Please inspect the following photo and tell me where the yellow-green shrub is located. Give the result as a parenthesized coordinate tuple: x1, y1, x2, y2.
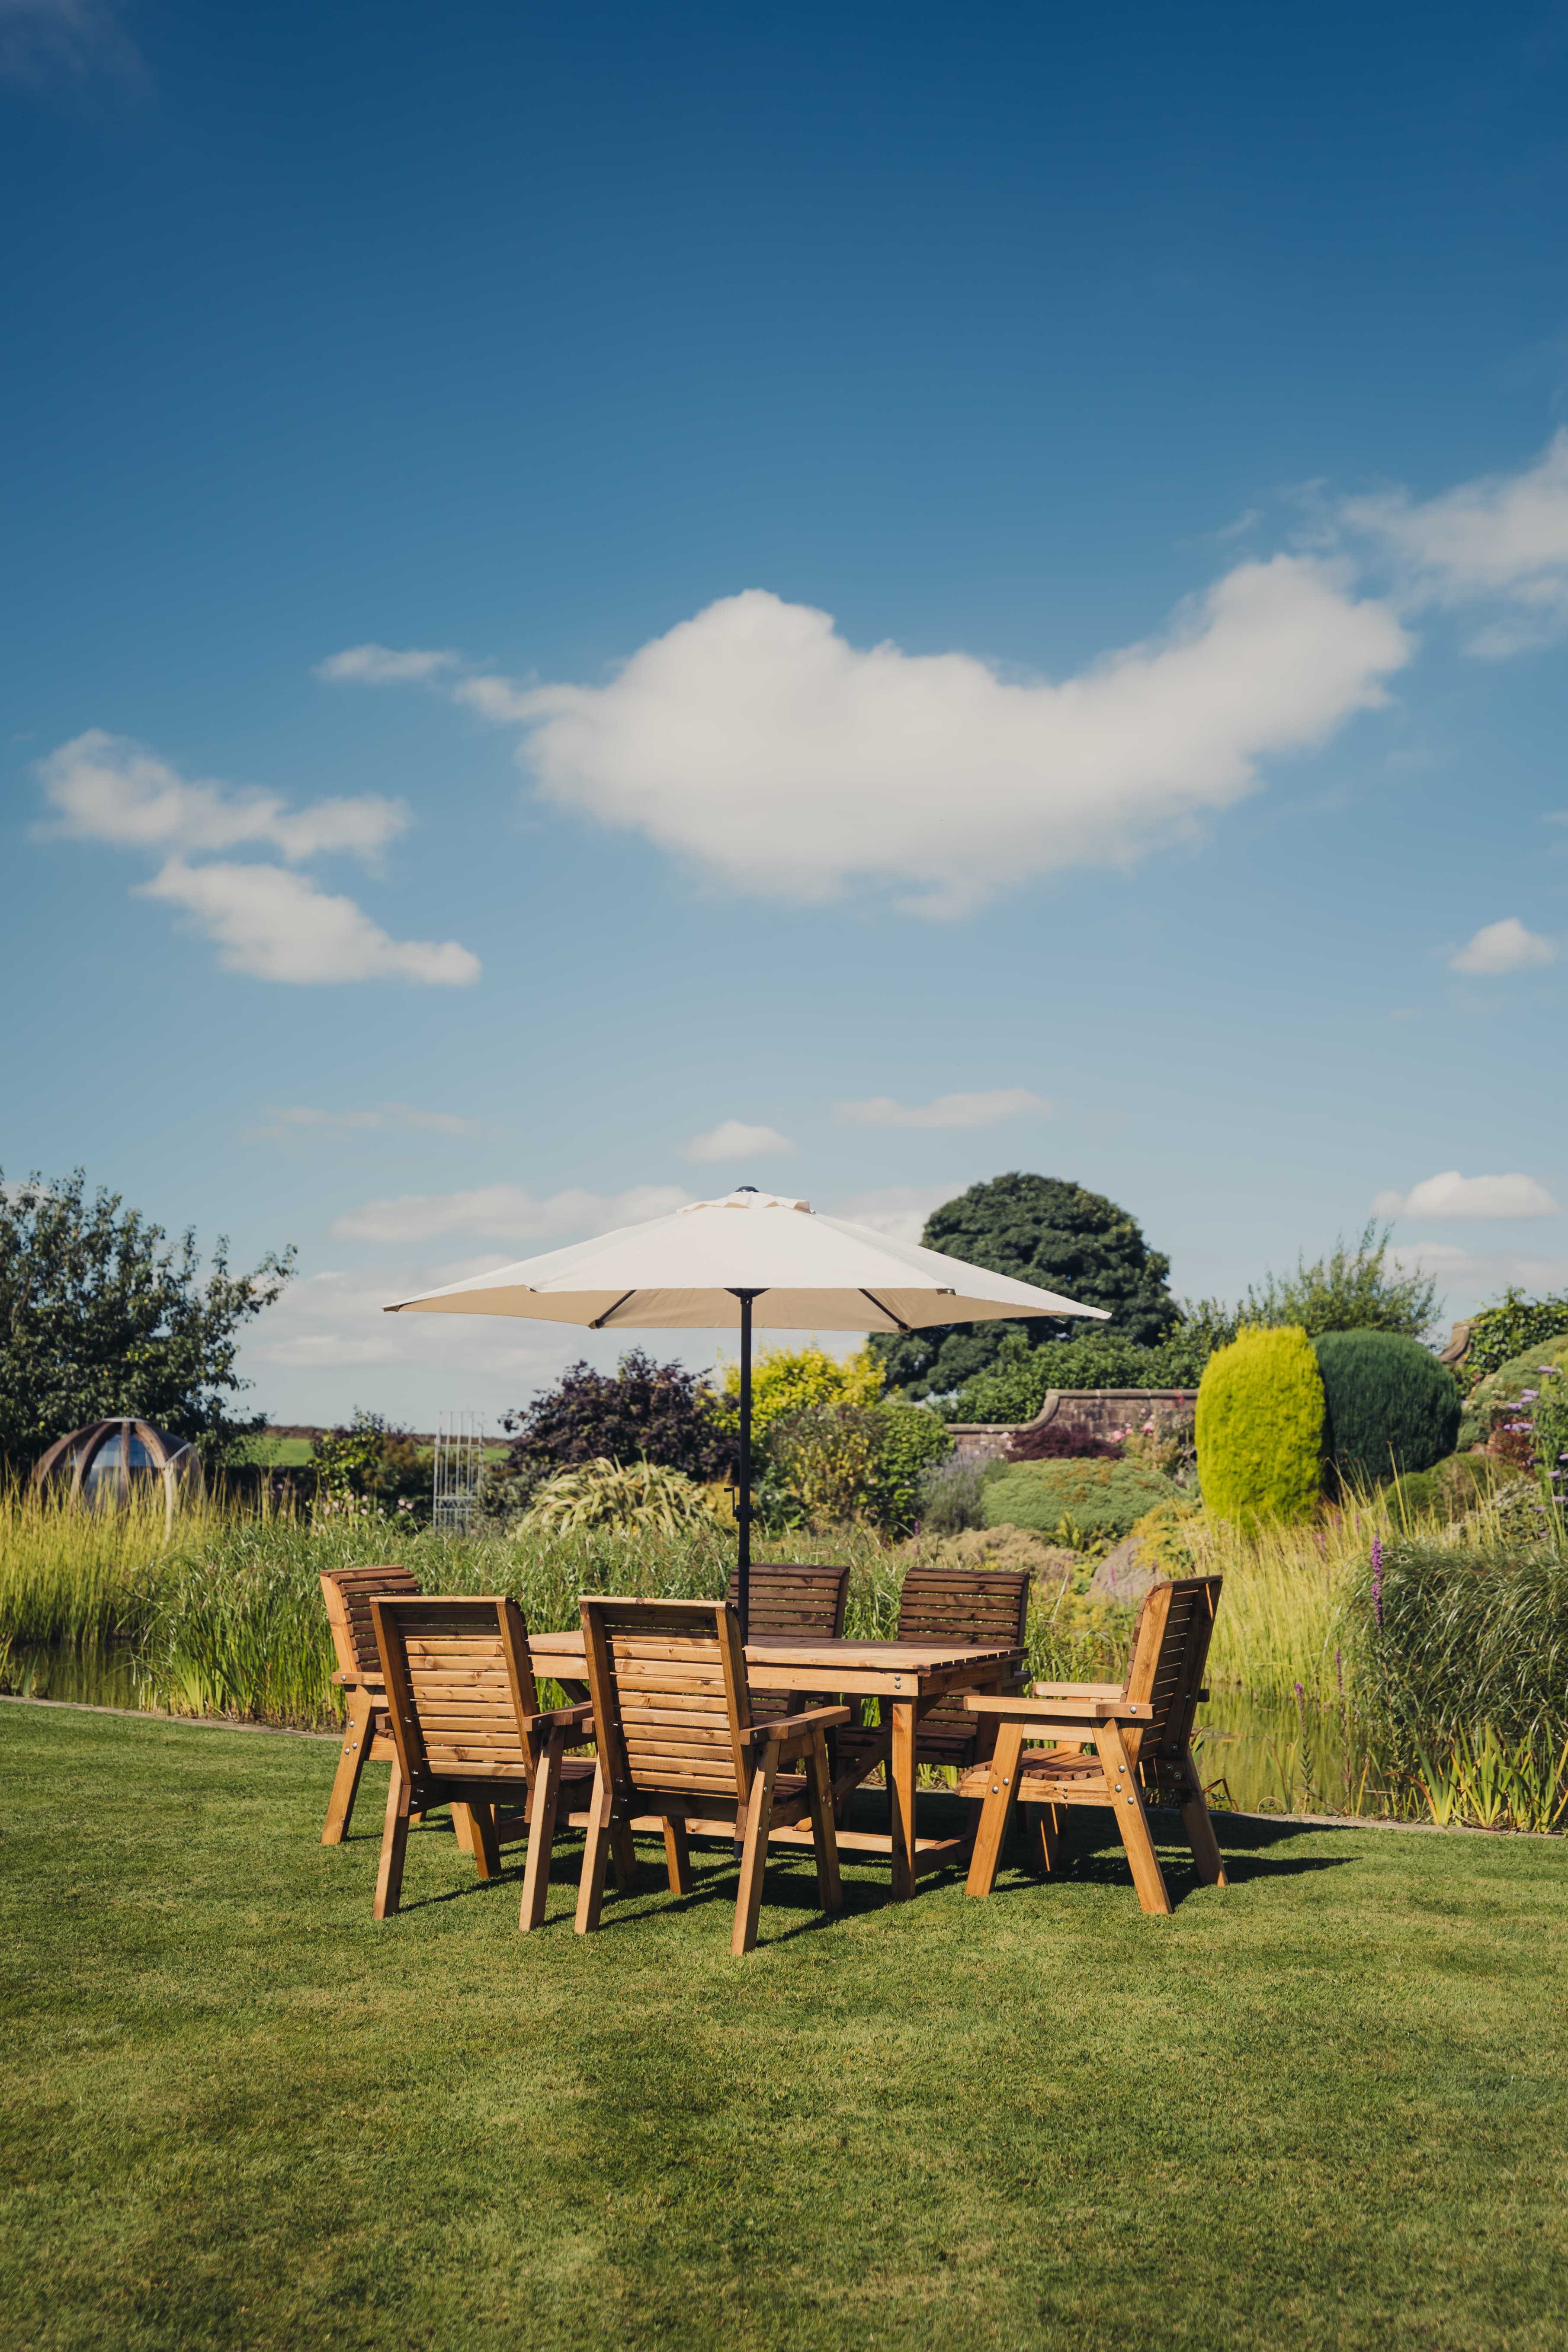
(1196, 1325, 1324, 1527)
(713, 1342, 884, 1444)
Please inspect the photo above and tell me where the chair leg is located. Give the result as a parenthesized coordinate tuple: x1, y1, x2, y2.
(574, 1764, 614, 1935)
(520, 1736, 564, 1932)
(610, 1820, 639, 1893)
(733, 1746, 779, 1955)
(965, 1721, 1023, 1898)
(452, 1804, 475, 1853)
(460, 1804, 500, 1880)
(1179, 1747, 1228, 1887)
(1096, 1724, 1173, 1916)
(662, 1816, 693, 1896)
(1035, 1803, 1065, 1874)
(321, 1687, 375, 1845)
(805, 1729, 842, 1914)
(373, 1760, 410, 1919)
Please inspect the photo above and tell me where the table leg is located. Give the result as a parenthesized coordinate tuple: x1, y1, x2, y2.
(889, 1700, 917, 1900)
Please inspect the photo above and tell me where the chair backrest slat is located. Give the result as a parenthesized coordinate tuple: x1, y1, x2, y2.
(1122, 1575, 1222, 1761)
(725, 1562, 850, 1637)
(582, 1598, 751, 1802)
(370, 1595, 539, 1784)
(896, 1567, 1031, 1649)
(320, 1563, 423, 1681)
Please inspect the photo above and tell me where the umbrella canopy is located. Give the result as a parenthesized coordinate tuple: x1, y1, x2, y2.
(385, 1187, 1109, 1629)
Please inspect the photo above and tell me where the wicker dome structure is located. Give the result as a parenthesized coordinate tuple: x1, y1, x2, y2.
(32, 1419, 204, 1518)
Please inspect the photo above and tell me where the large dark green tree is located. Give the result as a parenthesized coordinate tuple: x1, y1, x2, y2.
(872, 1172, 1178, 1401)
(0, 1168, 295, 1467)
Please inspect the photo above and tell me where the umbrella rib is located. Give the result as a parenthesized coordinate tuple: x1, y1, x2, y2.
(859, 1287, 912, 1332)
(587, 1291, 637, 1329)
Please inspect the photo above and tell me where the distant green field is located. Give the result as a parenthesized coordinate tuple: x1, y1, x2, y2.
(236, 1438, 510, 1468)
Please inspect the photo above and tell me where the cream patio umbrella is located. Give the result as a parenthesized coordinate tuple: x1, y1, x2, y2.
(386, 1186, 1109, 1633)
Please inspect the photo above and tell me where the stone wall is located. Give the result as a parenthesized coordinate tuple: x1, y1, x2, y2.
(948, 1388, 1196, 1463)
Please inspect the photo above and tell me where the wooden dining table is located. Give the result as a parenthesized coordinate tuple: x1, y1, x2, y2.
(529, 1627, 1025, 1900)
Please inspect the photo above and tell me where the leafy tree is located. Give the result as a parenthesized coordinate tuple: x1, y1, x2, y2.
(496, 1348, 734, 1506)
(872, 1173, 1180, 1401)
(0, 1167, 294, 1470)
(1242, 1222, 1437, 1341)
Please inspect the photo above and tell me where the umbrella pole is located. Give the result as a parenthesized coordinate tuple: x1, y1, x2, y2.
(736, 1291, 754, 1639)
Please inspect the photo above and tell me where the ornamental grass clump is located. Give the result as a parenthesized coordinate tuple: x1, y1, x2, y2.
(521, 1457, 715, 1537)
(1195, 1324, 1324, 1527)
(1312, 1329, 1462, 1493)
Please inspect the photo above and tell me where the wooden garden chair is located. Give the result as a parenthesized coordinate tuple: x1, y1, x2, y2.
(318, 1564, 423, 1844)
(724, 1561, 850, 1718)
(574, 1596, 848, 1955)
(959, 1574, 1228, 1916)
(836, 1566, 1031, 1787)
(369, 1594, 597, 1928)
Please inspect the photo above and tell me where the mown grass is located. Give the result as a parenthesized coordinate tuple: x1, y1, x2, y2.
(3, 1704, 1567, 2351)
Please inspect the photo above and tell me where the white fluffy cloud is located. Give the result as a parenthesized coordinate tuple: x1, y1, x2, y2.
(1373, 1171, 1560, 1221)
(317, 644, 458, 685)
(682, 1119, 795, 1162)
(139, 859, 480, 985)
(836, 1087, 1048, 1130)
(39, 731, 408, 863)
(1449, 917, 1558, 975)
(330, 1181, 692, 1246)
(263, 1103, 480, 1136)
(1346, 431, 1568, 655)
(437, 565, 1407, 914)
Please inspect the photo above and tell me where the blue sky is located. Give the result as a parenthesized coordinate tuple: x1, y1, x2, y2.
(4, 0, 1568, 1429)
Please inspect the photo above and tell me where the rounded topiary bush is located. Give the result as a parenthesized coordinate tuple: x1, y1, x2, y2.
(1312, 1330, 1461, 1492)
(1195, 1324, 1324, 1526)
(980, 1457, 1177, 1545)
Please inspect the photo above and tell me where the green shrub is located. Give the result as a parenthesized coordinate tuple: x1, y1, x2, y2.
(979, 1457, 1178, 1546)
(1312, 1330, 1461, 1492)
(1195, 1325, 1324, 1527)
(1457, 1336, 1568, 1449)
(1382, 1452, 1501, 1526)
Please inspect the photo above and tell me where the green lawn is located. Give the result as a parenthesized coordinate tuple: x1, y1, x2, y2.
(3, 1705, 1565, 2351)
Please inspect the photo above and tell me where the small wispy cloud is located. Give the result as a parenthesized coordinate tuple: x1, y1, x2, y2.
(830, 1183, 967, 1243)
(38, 730, 479, 988)
(0, 0, 141, 87)
(139, 860, 480, 987)
(38, 731, 408, 864)
(681, 1120, 796, 1163)
(1346, 430, 1568, 655)
(331, 1182, 692, 1246)
(317, 644, 459, 685)
(1373, 1171, 1559, 1221)
(1449, 917, 1558, 975)
(262, 1103, 480, 1137)
(835, 1088, 1049, 1131)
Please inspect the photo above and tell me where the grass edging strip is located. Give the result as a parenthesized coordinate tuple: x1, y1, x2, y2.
(0, 1691, 340, 1742)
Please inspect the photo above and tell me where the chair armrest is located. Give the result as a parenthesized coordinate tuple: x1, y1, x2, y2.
(530, 1702, 594, 1738)
(749, 1705, 852, 1746)
(963, 1694, 1155, 1723)
(1031, 1681, 1124, 1699)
